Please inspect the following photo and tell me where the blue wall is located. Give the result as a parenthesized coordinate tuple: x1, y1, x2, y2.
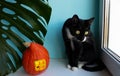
(44, 0, 99, 58)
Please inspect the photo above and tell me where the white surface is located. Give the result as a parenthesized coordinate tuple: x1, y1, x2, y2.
(7, 59, 111, 76)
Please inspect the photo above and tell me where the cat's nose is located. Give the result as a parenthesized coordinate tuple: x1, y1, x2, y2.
(79, 36, 85, 41)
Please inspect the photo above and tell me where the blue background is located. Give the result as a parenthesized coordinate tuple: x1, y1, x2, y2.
(44, 0, 99, 58)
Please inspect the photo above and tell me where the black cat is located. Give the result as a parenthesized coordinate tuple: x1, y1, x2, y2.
(62, 14, 105, 71)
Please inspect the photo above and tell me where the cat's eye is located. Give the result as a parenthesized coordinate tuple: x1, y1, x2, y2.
(85, 31, 88, 35)
(76, 30, 80, 34)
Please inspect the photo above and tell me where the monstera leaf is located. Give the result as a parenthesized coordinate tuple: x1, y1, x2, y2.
(0, 0, 51, 75)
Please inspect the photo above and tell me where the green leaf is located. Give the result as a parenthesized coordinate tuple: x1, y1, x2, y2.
(0, 0, 52, 75)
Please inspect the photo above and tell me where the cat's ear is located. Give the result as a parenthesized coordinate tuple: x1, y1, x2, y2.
(85, 17, 94, 28)
(88, 17, 95, 25)
(72, 14, 79, 23)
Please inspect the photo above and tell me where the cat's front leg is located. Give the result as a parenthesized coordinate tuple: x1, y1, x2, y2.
(66, 55, 79, 71)
(67, 55, 79, 71)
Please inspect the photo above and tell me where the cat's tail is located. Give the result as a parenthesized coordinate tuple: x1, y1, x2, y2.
(82, 60, 105, 72)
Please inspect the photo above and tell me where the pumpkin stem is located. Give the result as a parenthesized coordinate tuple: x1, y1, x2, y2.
(23, 42, 31, 47)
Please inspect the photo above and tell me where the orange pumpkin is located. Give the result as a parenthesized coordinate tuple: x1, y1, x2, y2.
(22, 42, 50, 75)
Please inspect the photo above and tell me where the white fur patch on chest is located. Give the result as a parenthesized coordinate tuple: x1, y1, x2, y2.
(82, 36, 87, 42)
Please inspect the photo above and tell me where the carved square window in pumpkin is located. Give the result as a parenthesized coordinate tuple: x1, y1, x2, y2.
(34, 59, 46, 71)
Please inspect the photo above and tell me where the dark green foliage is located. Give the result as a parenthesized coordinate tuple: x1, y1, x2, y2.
(0, 0, 52, 75)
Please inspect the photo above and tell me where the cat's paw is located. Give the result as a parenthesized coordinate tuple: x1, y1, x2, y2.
(78, 63, 84, 68)
(78, 62, 86, 68)
(67, 64, 78, 71)
(67, 64, 71, 69)
(71, 67, 78, 71)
